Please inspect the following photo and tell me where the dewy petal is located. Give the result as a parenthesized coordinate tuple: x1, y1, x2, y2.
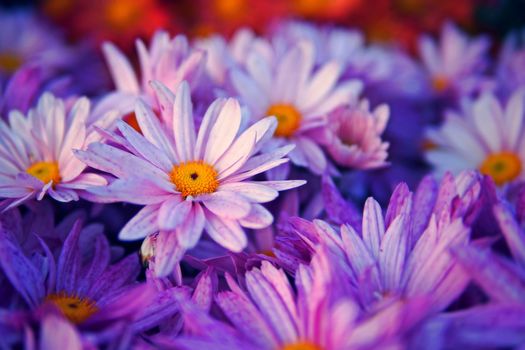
(172, 81, 196, 162)
(378, 214, 409, 291)
(203, 98, 242, 165)
(202, 191, 251, 220)
(102, 42, 140, 94)
(119, 204, 161, 241)
(204, 210, 247, 252)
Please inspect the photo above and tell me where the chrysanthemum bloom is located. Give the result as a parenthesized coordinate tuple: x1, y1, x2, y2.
(229, 39, 363, 175)
(172, 250, 426, 350)
(0, 10, 68, 81)
(321, 101, 389, 169)
(277, 171, 482, 314)
(76, 82, 305, 276)
(93, 30, 206, 129)
(0, 93, 108, 211)
(0, 217, 153, 347)
(418, 22, 491, 98)
(426, 90, 525, 187)
(420, 200, 525, 349)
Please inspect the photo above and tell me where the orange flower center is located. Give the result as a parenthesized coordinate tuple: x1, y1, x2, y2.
(46, 292, 98, 324)
(282, 341, 323, 350)
(291, 0, 329, 16)
(0, 53, 22, 73)
(170, 161, 219, 198)
(479, 151, 522, 186)
(27, 161, 61, 185)
(266, 104, 302, 138)
(431, 75, 450, 93)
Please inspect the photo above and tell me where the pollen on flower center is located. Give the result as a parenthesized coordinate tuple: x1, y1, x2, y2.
(281, 341, 323, 350)
(266, 104, 302, 138)
(46, 292, 98, 324)
(0, 53, 22, 73)
(26, 161, 61, 184)
(479, 151, 522, 186)
(431, 75, 450, 92)
(170, 161, 219, 197)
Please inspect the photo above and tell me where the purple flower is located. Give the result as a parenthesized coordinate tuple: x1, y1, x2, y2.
(277, 171, 483, 314)
(76, 81, 305, 276)
(92, 31, 206, 122)
(426, 89, 525, 188)
(0, 212, 152, 348)
(0, 93, 108, 210)
(171, 250, 427, 350)
(229, 38, 363, 175)
(418, 22, 492, 99)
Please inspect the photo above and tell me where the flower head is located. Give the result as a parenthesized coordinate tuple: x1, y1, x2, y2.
(77, 81, 305, 276)
(93, 30, 206, 126)
(322, 101, 390, 169)
(426, 90, 525, 187)
(418, 22, 491, 99)
(229, 39, 363, 174)
(0, 93, 108, 210)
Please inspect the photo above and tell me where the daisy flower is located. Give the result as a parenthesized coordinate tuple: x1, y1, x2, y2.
(76, 81, 305, 276)
(229, 39, 363, 175)
(172, 251, 427, 350)
(0, 10, 68, 80)
(426, 90, 525, 187)
(92, 30, 206, 127)
(0, 216, 152, 347)
(322, 101, 390, 169)
(276, 171, 483, 314)
(0, 93, 108, 211)
(418, 22, 491, 98)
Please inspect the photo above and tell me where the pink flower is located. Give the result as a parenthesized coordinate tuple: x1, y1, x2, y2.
(323, 101, 390, 169)
(76, 81, 305, 276)
(92, 30, 206, 123)
(0, 93, 108, 210)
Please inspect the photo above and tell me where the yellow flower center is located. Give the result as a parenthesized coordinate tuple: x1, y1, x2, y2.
(431, 75, 450, 93)
(170, 161, 219, 198)
(46, 292, 98, 324)
(266, 104, 302, 138)
(0, 53, 22, 73)
(26, 161, 61, 184)
(282, 341, 323, 350)
(105, 0, 141, 29)
(479, 152, 522, 186)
